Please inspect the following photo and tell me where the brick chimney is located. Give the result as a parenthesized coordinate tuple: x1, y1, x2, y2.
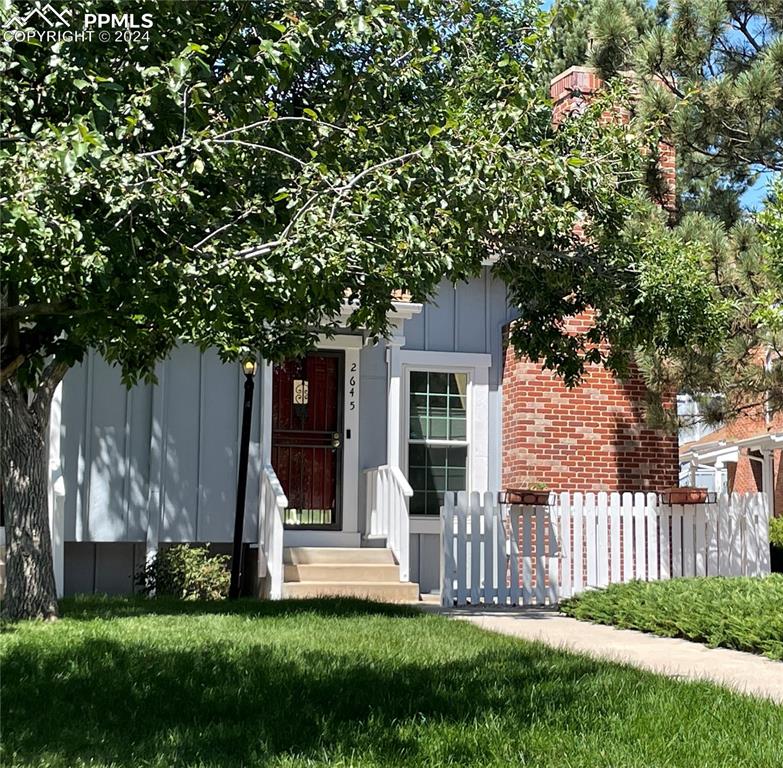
(499, 66, 681, 496)
(550, 66, 676, 213)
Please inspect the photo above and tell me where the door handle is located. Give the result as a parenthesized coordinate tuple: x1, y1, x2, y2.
(331, 432, 342, 449)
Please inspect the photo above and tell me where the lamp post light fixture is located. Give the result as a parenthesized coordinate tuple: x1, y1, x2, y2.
(229, 358, 258, 599)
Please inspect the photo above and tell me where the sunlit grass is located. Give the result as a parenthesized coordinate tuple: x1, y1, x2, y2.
(1, 596, 781, 767)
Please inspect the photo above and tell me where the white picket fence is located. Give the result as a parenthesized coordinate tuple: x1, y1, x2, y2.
(440, 491, 771, 607)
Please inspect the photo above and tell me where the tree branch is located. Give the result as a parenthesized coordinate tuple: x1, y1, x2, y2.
(31, 359, 69, 418)
(1, 303, 71, 321)
(0, 354, 25, 385)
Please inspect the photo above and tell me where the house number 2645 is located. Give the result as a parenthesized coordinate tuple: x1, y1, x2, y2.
(348, 362, 357, 411)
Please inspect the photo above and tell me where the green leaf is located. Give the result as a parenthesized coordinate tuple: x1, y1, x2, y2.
(171, 58, 190, 78)
(60, 150, 76, 174)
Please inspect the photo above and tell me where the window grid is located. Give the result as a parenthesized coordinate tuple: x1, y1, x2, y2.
(407, 371, 469, 516)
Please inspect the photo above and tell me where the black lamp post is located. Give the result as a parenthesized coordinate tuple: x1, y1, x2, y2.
(229, 359, 257, 599)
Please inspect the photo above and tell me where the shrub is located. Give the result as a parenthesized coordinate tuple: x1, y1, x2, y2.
(136, 544, 230, 600)
(560, 576, 783, 660)
(769, 516, 783, 549)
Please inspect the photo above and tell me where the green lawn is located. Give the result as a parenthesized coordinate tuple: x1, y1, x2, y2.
(560, 575, 783, 660)
(2, 597, 781, 768)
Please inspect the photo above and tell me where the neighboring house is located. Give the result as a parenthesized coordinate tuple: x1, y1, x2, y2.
(680, 411, 783, 518)
(46, 67, 680, 600)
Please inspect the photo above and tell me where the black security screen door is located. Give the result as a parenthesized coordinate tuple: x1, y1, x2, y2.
(272, 352, 343, 529)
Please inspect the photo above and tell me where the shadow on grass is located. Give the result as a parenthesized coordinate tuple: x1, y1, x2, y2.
(1, 599, 610, 767)
(58, 594, 424, 621)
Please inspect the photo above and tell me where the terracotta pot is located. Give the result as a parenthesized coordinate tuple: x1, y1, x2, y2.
(502, 488, 552, 506)
(663, 487, 709, 505)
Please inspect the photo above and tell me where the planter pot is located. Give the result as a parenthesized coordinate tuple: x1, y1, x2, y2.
(502, 488, 552, 506)
(771, 546, 783, 574)
(662, 487, 709, 505)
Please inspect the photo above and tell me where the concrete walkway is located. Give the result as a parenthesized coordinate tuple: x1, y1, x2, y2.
(442, 607, 783, 704)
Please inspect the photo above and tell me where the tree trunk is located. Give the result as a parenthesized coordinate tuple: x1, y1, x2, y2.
(1, 365, 66, 620)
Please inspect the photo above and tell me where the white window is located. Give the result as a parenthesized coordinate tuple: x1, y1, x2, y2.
(406, 370, 469, 515)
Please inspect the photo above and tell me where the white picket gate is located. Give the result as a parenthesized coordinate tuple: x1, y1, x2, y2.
(440, 491, 771, 607)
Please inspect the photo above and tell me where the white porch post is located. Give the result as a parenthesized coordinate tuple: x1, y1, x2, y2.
(689, 458, 698, 487)
(342, 346, 361, 534)
(761, 448, 774, 518)
(260, 361, 273, 467)
(48, 381, 65, 598)
(386, 335, 405, 467)
(714, 459, 725, 495)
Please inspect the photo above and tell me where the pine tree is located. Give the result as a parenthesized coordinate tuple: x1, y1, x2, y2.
(636, 1, 783, 224)
(546, 1, 783, 425)
(547, 0, 657, 80)
(635, 2, 783, 423)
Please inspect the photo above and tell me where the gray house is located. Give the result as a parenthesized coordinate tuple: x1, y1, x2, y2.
(53, 269, 513, 598)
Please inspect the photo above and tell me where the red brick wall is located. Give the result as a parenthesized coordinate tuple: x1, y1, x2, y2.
(501, 320, 680, 493)
(499, 69, 680, 494)
(728, 410, 783, 517)
(730, 450, 782, 517)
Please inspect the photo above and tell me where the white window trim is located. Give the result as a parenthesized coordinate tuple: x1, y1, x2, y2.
(389, 349, 490, 535)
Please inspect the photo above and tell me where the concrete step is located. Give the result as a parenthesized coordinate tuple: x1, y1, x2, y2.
(284, 563, 402, 583)
(284, 547, 396, 565)
(282, 580, 420, 602)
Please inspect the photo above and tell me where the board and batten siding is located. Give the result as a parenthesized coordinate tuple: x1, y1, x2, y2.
(60, 353, 152, 544)
(60, 347, 264, 549)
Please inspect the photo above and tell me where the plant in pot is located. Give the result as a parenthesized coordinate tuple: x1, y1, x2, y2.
(662, 486, 709, 504)
(503, 480, 552, 506)
(769, 517, 783, 574)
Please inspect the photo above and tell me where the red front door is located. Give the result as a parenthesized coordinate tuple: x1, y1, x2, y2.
(272, 352, 343, 528)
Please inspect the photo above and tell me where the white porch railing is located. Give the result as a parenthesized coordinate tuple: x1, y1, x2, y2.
(364, 465, 412, 582)
(258, 463, 287, 599)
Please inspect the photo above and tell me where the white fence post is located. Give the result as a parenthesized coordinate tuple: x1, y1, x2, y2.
(572, 493, 584, 595)
(757, 492, 771, 575)
(440, 493, 455, 607)
(456, 491, 468, 605)
(729, 492, 743, 575)
(560, 492, 571, 600)
(610, 493, 622, 584)
(495, 500, 507, 606)
(746, 493, 759, 576)
(585, 494, 597, 588)
(694, 503, 707, 577)
(547, 505, 559, 605)
(534, 505, 545, 605)
(509, 500, 520, 606)
(470, 492, 481, 605)
(646, 492, 659, 581)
